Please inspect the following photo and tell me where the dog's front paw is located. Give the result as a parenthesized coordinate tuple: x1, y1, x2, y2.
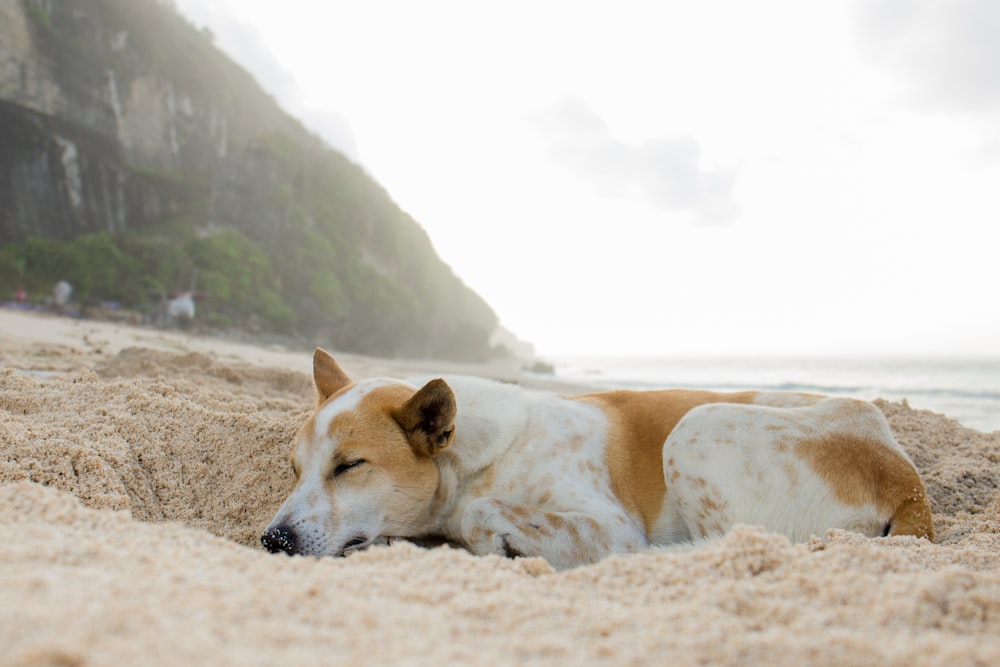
(498, 533, 525, 558)
(460, 498, 529, 559)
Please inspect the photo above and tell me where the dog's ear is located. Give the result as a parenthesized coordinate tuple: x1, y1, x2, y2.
(313, 348, 352, 402)
(392, 379, 457, 458)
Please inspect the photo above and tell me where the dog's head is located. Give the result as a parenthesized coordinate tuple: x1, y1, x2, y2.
(261, 348, 456, 557)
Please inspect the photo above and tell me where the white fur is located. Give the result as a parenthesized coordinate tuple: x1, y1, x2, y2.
(266, 371, 928, 570)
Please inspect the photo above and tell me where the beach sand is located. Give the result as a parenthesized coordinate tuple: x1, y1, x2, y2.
(2, 308, 998, 666)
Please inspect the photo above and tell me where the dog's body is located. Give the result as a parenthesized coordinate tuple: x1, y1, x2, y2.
(262, 349, 933, 569)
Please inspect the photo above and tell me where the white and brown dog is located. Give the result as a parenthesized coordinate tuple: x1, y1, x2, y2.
(261, 349, 933, 569)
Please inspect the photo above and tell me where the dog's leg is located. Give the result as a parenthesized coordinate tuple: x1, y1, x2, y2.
(460, 497, 643, 570)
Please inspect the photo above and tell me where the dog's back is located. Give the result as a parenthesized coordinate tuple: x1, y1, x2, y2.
(582, 389, 933, 545)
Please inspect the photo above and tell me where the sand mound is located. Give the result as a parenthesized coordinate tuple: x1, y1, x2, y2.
(1, 353, 301, 547)
(3, 337, 1000, 665)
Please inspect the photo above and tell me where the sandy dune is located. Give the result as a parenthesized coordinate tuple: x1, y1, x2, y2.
(2, 309, 998, 666)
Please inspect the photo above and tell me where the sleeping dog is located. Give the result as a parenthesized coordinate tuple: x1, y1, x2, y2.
(261, 349, 932, 569)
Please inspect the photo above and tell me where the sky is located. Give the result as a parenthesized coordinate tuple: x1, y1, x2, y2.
(173, 0, 1000, 359)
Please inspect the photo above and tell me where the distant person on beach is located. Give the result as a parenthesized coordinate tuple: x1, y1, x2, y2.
(167, 292, 196, 327)
(53, 280, 72, 311)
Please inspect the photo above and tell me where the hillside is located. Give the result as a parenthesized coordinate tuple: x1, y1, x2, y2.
(0, 0, 504, 360)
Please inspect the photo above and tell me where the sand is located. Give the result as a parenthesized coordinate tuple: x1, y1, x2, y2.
(1, 309, 999, 666)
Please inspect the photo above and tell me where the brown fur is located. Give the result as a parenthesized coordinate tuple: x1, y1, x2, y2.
(582, 389, 758, 536)
(313, 349, 352, 402)
(324, 385, 443, 533)
(794, 434, 934, 540)
(391, 379, 457, 458)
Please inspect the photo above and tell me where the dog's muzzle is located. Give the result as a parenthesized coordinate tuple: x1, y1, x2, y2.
(261, 525, 298, 555)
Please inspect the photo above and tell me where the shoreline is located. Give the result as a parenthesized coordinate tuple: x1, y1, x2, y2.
(5, 307, 993, 431)
(0, 307, 598, 394)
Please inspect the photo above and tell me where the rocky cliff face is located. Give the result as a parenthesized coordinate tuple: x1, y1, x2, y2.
(0, 0, 301, 240)
(0, 0, 505, 360)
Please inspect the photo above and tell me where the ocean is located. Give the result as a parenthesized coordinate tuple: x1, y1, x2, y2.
(547, 356, 1000, 433)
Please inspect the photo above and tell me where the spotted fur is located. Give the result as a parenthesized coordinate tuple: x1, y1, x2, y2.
(261, 349, 933, 569)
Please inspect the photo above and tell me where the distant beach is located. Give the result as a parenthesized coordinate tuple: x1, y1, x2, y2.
(549, 355, 1000, 432)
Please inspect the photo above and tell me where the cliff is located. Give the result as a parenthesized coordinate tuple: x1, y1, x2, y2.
(0, 0, 504, 361)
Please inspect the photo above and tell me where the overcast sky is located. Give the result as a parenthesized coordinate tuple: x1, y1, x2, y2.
(173, 0, 1000, 358)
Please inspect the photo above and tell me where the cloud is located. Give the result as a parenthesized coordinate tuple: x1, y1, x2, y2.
(853, 0, 1000, 113)
(529, 98, 740, 224)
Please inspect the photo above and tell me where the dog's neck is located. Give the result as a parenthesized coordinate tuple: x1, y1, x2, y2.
(408, 375, 532, 529)
(435, 375, 531, 475)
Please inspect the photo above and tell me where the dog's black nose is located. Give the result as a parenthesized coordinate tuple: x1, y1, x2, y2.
(261, 525, 298, 555)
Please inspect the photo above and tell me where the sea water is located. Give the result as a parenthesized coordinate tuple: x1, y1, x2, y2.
(548, 356, 1000, 433)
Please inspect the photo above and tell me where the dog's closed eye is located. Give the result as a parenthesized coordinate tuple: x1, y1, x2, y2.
(333, 459, 366, 477)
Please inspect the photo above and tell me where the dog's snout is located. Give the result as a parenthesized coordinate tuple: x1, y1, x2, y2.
(261, 525, 298, 555)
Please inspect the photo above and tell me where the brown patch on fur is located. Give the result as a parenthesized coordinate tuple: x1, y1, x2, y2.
(565, 433, 586, 452)
(582, 389, 758, 537)
(311, 383, 443, 537)
(781, 460, 800, 490)
(566, 516, 605, 562)
(312, 348, 352, 402)
(700, 494, 725, 514)
(532, 522, 554, 538)
(795, 434, 934, 540)
(500, 504, 532, 524)
(469, 464, 498, 496)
